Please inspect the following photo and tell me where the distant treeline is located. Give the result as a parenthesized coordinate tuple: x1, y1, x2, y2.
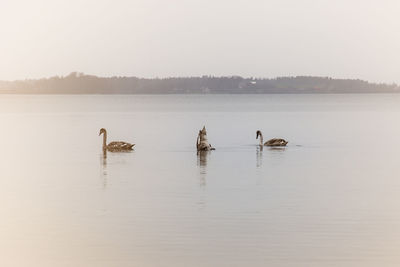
(0, 72, 398, 94)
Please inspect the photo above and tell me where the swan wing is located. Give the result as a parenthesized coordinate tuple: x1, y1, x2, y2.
(107, 141, 135, 151)
(265, 138, 288, 147)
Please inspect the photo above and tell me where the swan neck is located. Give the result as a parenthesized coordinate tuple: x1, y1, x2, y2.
(259, 132, 263, 145)
(196, 133, 200, 150)
(102, 131, 107, 148)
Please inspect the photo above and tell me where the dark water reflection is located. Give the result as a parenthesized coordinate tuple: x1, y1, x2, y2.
(100, 149, 108, 188)
(197, 151, 210, 187)
(256, 145, 263, 167)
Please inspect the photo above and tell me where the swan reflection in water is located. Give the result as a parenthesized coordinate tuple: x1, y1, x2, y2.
(197, 150, 210, 187)
(256, 145, 263, 167)
(256, 145, 287, 167)
(100, 148, 108, 188)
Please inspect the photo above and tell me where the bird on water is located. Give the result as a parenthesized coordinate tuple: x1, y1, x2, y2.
(256, 130, 288, 147)
(99, 128, 135, 152)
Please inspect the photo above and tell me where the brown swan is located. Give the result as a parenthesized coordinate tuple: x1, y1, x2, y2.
(196, 126, 215, 151)
(99, 128, 135, 152)
(256, 130, 288, 147)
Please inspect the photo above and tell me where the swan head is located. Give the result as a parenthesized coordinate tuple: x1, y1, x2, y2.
(99, 128, 106, 136)
(256, 130, 262, 139)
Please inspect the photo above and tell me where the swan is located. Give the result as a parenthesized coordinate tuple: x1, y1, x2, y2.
(256, 130, 288, 147)
(99, 128, 135, 152)
(196, 126, 215, 151)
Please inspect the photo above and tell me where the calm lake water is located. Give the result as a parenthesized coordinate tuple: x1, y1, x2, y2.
(1, 94, 400, 267)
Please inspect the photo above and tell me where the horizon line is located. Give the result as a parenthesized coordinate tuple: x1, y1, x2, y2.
(1, 72, 397, 85)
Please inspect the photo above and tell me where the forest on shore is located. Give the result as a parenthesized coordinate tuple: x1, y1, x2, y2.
(0, 72, 398, 94)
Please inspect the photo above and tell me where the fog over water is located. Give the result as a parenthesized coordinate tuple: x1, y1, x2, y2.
(1, 94, 400, 266)
(2, 0, 400, 266)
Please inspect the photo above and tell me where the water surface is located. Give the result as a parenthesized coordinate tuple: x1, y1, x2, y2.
(1, 94, 400, 267)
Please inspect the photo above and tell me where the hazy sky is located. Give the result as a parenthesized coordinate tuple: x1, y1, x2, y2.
(1, 0, 400, 82)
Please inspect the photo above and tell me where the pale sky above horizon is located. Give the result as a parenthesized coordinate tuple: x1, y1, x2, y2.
(0, 0, 400, 83)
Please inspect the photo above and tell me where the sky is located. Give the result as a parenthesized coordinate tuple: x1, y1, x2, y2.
(0, 0, 400, 83)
